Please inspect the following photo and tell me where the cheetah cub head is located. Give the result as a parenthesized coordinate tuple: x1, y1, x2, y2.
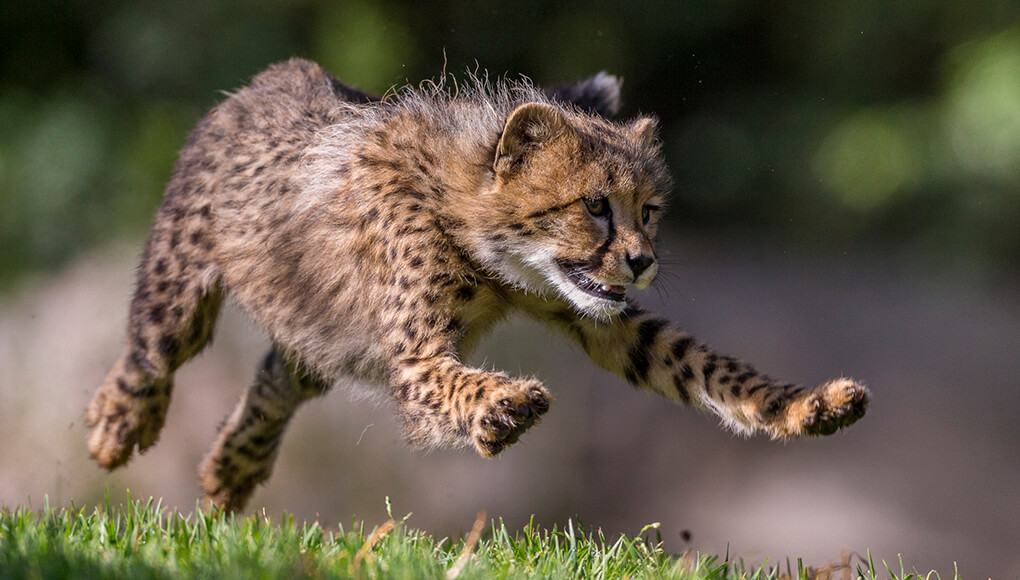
(485, 101, 672, 319)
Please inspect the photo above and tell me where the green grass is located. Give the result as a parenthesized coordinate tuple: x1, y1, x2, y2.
(0, 495, 944, 580)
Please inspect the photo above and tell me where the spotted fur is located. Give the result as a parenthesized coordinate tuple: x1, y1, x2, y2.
(85, 59, 868, 512)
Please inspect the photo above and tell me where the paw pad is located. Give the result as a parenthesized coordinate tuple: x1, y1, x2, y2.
(801, 379, 869, 436)
(472, 381, 551, 457)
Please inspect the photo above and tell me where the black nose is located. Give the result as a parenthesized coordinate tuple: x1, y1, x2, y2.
(627, 253, 655, 277)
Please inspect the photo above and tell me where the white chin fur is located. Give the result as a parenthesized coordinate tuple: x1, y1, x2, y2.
(499, 250, 629, 319)
(561, 287, 628, 319)
(534, 257, 628, 319)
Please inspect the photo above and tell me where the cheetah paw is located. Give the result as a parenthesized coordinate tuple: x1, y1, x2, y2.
(796, 378, 870, 436)
(472, 380, 551, 457)
(86, 390, 166, 469)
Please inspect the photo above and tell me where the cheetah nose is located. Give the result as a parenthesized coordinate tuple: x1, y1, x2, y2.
(626, 253, 655, 278)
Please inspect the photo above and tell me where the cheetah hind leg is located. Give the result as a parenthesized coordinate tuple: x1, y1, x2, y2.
(86, 255, 222, 469)
(199, 348, 327, 512)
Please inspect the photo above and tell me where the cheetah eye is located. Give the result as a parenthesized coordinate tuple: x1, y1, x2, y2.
(584, 197, 610, 218)
(641, 204, 659, 225)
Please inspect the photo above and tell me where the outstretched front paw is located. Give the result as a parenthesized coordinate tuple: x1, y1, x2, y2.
(472, 379, 551, 457)
(781, 378, 869, 437)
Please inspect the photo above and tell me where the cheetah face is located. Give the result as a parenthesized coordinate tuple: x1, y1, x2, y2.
(489, 103, 671, 319)
(536, 184, 666, 319)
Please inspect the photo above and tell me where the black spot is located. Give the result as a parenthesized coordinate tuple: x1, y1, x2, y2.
(250, 433, 272, 447)
(635, 318, 665, 347)
(158, 334, 179, 358)
(419, 390, 439, 411)
(117, 378, 154, 398)
(736, 371, 756, 384)
(672, 375, 691, 404)
(670, 337, 692, 362)
(236, 444, 257, 459)
(188, 318, 206, 344)
(148, 304, 166, 324)
(589, 214, 616, 270)
(153, 259, 168, 275)
(762, 397, 787, 420)
(129, 347, 150, 373)
(626, 318, 665, 385)
(410, 256, 423, 268)
(525, 201, 573, 220)
(394, 380, 411, 400)
(703, 361, 718, 381)
(730, 385, 741, 398)
(455, 285, 475, 302)
(444, 318, 461, 335)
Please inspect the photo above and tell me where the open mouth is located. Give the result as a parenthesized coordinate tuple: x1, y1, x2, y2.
(558, 264, 627, 302)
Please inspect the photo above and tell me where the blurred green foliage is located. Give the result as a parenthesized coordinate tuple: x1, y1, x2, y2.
(2, 0, 1019, 285)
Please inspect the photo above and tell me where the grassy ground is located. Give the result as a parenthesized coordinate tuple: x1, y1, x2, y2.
(0, 495, 941, 580)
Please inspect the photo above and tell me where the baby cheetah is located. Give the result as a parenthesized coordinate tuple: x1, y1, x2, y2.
(86, 59, 868, 511)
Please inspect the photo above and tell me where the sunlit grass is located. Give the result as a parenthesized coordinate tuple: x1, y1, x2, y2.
(0, 495, 950, 579)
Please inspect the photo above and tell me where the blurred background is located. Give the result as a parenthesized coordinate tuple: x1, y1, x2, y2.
(1, 0, 1018, 576)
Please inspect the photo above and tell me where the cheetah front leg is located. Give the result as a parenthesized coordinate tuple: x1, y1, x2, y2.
(392, 355, 551, 457)
(199, 348, 326, 512)
(533, 303, 868, 438)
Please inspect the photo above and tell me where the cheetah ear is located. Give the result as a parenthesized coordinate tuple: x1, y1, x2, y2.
(628, 116, 659, 148)
(494, 102, 571, 176)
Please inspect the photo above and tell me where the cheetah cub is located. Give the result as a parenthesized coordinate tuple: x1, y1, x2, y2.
(86, 59, 868, 511)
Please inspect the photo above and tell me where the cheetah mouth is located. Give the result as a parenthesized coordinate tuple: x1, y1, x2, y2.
(556, 262, 627, 302)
